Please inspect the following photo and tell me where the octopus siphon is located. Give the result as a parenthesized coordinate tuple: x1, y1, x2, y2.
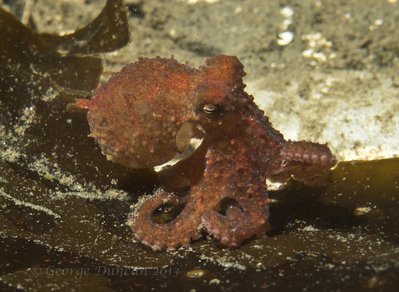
(70, 55, 336, 251)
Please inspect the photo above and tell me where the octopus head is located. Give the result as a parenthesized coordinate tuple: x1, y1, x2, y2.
(191, 55, 252, 139)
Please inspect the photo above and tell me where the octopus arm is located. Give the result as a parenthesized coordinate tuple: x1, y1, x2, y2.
(269, 140, 337, 186)
(128, 192, 201, 251)
(202, 194, 270, 247)
(199, 139, 271, 247)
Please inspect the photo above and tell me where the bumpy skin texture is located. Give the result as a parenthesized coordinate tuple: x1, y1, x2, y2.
(72, 55, 336, 251)
(86, 58, 198, 168)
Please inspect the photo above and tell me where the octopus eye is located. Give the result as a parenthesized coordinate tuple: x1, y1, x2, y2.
(203, 104, 221, 117)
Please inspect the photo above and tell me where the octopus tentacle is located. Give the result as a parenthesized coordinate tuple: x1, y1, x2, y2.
(128, 191, 201, 251)
(280, 141, 336, 167)
(202, 194, 270, 247)
(270, 141, 337, 186)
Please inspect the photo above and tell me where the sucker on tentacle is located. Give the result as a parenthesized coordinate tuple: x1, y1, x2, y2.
(280, 141, 337, 166)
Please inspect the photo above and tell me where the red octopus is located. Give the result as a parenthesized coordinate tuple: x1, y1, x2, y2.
(71, 55, 336, 251)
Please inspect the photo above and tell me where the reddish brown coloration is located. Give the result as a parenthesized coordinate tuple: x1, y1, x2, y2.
(70, 55, 336, 251)
(87, 57, 199, 168)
